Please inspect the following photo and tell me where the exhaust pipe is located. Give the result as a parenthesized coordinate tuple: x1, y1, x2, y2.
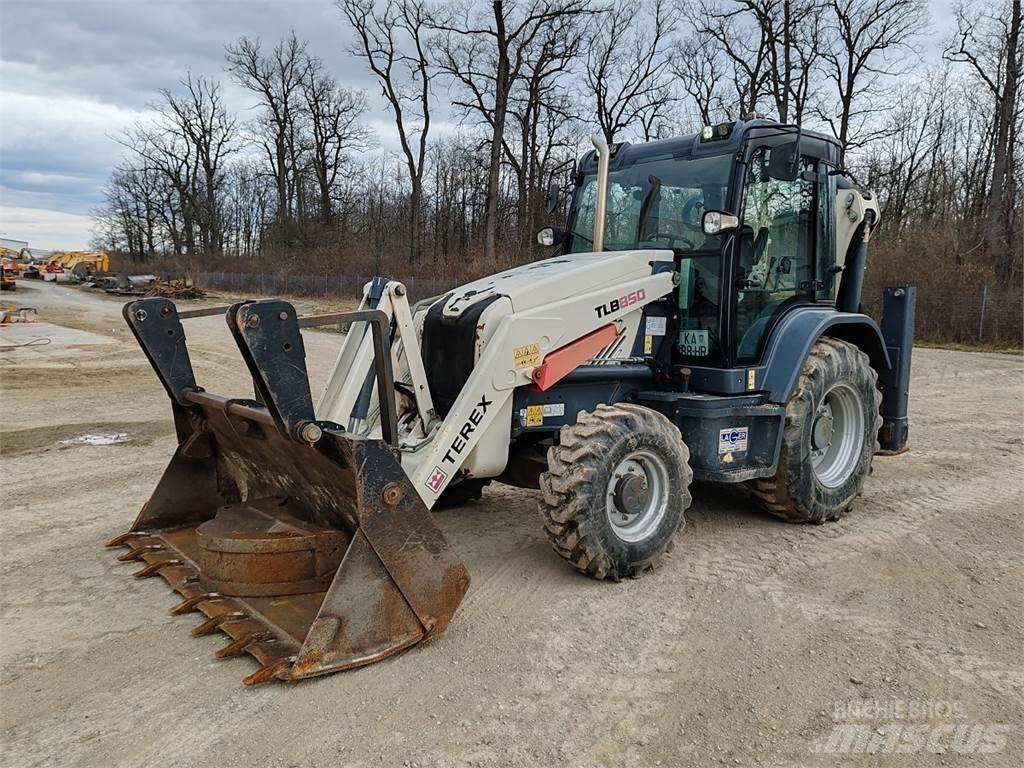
(591, 134, 610, 251)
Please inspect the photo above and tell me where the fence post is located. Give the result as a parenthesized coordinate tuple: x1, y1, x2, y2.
(978, 285, 989, 342)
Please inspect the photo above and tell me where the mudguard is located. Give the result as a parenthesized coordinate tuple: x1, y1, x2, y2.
(758, 307, 890, 404)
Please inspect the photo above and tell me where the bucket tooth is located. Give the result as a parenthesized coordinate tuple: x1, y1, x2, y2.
(133, 559, 180, 578)
(169, 593, 222, 615)
(215, 632, 273, 659)
(192, 611, 246, 637)
(116, 543, 163, 562)
(106, 531, 151, 548)
(242, 657, 294, 687)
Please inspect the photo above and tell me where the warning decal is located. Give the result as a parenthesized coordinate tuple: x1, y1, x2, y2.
(525, 405, 544, 427)
(514, 343, 541, 369)
(521, 403, 565, 427)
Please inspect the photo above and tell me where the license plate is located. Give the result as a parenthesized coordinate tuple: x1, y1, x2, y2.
(680, 330, 709, 356)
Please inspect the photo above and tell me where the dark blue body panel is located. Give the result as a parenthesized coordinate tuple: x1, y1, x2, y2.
(757, 308, 890, 403)
(680, 307, 889, 403)
(509, 305, 895, 484)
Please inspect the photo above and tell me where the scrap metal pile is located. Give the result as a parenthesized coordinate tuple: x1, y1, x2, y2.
(144, 278, 208, 300)
(89, 275, 208, 299)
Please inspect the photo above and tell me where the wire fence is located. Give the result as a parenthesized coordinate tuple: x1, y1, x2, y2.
(861, 286, 1022, 348)
(194, 271, 1022, 348)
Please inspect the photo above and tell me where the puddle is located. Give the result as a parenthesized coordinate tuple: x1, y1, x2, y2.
(59, 432, 131, 447)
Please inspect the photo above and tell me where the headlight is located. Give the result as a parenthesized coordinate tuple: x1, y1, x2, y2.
(702, 210, 739, 235)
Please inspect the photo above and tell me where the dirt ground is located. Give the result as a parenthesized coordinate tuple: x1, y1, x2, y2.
(2, 280, 1022, 768)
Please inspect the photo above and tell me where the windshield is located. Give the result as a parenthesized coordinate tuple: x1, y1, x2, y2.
(567, 153, 732, 254)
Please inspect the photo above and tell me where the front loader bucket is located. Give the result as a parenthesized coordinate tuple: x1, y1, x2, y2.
(107, 298, 469, 685)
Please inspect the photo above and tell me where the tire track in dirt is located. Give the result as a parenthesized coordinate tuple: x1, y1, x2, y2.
(678, 471, 1023, 704)
(2, 634, 237, 768)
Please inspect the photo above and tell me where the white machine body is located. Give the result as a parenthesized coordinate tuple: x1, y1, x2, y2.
(317, 248, 674, 506)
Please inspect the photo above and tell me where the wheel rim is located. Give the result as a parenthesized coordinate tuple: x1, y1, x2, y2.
(605, 450, 670, 543)
(810, 382, 865, 488)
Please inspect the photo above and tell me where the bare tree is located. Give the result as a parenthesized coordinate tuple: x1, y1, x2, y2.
(94, 0, 1021, 341)
(225, 33, 312, 228)
(671, 31, 733, 126)
(585, 0, 677, 144)
(695, 0, 820, 123)
(159, 73, 237, 254)
(506, 15, 588, 255)
(818, 0, 925, 151)
(96, 165, 160, 259)
(301, 63, 371, 223)
(946, 0, 1022, 278)
(340, 0, 433, 263)
(118, 115, 199, 254)
(694, 0, 771, 119)
(434, 0, 590, 261)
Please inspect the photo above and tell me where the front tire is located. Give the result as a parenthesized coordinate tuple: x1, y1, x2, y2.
(749, 338, 881, 523)
(539, 403, 693, 580)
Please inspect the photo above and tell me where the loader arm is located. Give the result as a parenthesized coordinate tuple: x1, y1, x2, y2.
(315, 267, 675, 507)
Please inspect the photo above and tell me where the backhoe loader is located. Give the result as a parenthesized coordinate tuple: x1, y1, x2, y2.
(108, 119, 915, 684)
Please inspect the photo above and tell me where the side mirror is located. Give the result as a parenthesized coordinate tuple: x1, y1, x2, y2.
(544, 181, 561, 214)
(537, 227, 566, 247)
(702, 210, 739, 236)
(767, 138, 801, 181)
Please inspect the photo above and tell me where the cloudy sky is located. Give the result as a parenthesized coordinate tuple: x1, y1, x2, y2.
(1, 0, 956, 251)
(0, 0, 392, 250)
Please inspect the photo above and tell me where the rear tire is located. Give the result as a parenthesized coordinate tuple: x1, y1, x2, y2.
(539, 403, 693, 580)
(749, 338, 881, 523)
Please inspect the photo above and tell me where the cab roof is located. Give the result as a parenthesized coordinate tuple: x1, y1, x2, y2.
(579, 120, 842, 173)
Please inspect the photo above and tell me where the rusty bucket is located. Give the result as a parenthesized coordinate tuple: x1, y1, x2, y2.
(107, 298, 469, 685)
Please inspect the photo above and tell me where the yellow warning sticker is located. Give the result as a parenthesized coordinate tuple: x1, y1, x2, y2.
(525, 404, 544, 427)
(514, 342, 541, 369)
(643, 335, 653, 354)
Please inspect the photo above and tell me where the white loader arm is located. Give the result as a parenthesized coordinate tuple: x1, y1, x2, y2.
(317, 280, 436, 436)
(316, 265, 675, 508)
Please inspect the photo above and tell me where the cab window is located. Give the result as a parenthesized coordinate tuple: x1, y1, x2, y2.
(734, 148, 818, 363)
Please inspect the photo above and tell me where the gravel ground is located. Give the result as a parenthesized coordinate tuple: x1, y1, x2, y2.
(2, 280, 1022, 768)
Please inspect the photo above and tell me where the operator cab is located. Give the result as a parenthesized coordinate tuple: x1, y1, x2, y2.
(559, 120, 842, 372)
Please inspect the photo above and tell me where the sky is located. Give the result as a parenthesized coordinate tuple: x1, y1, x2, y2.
(0, 0, 958, 251)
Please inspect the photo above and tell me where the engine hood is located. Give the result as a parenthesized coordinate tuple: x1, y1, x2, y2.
(436, 249, 671, 318)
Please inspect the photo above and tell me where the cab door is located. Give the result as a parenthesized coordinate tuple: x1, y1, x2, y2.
(733, 147, 829, 363)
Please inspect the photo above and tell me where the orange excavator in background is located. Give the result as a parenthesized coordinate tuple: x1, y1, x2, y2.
(36, 250, 110, 277)
(0, 257, 16, 290)
(0, 247, 32, 277)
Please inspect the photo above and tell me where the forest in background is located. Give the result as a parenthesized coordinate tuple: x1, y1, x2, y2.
(93, 0, 1022, 340)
